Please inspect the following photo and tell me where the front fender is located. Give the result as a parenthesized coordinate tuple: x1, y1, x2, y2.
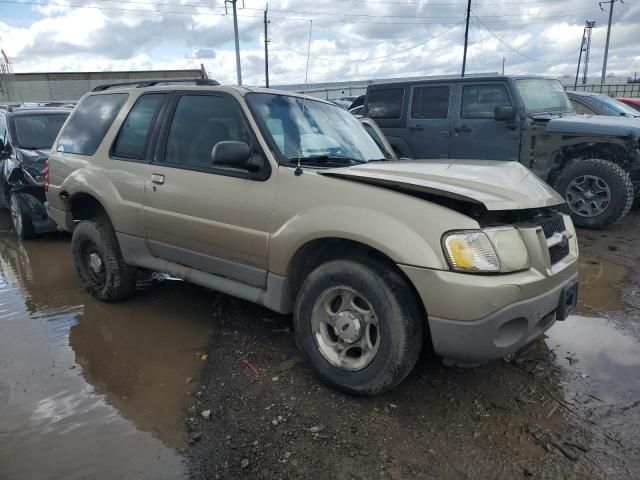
(268, 205, 448, 276)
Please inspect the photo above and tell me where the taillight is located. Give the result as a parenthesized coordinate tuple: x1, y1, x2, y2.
(44, 159, 49, 192)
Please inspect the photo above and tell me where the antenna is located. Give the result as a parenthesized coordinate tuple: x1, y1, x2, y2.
(295, 20, 313, 177)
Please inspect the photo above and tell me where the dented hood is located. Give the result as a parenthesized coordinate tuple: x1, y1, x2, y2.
(319, 160, 564, 211)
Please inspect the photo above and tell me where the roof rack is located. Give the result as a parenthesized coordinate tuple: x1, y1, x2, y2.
(92, 78, 220, 92)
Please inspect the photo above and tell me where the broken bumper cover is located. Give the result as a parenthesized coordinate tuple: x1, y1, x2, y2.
(16, 191, 58, 234)
(400, 264, 578, 364)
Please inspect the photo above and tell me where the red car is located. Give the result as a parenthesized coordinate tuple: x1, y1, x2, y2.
(617, 97, 640, 112)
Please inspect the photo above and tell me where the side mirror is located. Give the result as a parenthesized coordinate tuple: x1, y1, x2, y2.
(211, 141, 251, 168)
(494, 105, 514, 121)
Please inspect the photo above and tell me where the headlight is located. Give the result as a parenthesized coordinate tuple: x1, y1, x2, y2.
(443, 228, 529, 273)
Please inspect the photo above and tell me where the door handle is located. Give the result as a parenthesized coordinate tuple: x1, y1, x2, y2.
(454, 126, 471, 134)
(151, 174, 165, 185)
(409, 125, 425, 132)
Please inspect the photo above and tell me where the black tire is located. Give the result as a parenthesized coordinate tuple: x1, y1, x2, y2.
(71, 217, 137, 302)
(293, 259, 423, 395)
(553, 158, 634, 229)
(9, 193, 36, 240)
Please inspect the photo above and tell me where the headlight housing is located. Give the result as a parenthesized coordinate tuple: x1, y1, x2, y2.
(443, 227, 529, 273)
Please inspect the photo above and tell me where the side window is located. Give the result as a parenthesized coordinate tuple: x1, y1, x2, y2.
(112, 94, 164, 159)
(411, 86, 450, 119)
(571, 99, 596, 115)
(367, 88, 404, 119)
(57, 93, 128, 155)
(164, 95, 251, 170)
(461, 85, 510, 119)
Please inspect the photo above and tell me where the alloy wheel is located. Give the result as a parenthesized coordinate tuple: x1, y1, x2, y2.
(310, 286, 380, 371)
(566, 175, 611, 217)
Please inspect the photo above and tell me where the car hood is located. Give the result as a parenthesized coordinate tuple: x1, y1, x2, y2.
(543, 115, 640, 137)
(16, 148, 50, 173)
(319, 160, 564, 211)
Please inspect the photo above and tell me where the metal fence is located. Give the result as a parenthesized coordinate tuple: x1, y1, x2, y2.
(567, 83, 640, 98)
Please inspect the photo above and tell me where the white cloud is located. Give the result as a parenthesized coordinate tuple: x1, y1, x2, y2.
(2, 0, 640, 85)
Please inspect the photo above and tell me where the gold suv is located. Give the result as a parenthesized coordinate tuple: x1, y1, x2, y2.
(46, 79, 579, 394)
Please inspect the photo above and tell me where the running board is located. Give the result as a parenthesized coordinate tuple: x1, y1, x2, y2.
(116, 233, 292, 314)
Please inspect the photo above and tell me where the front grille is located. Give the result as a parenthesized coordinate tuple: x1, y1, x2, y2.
(549, 239, 570, 265)
(532, 214, 570, 265)
(536, 214, 565, 239)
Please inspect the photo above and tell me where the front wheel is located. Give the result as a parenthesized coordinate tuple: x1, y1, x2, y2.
(71, 217, 137, 302)
(553, 158, 634, 229)
(294, 259, 423, 395)
(9, 193, 36, 240)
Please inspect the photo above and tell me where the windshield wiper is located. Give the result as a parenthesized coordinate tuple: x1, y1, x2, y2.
(288, 155, 365, 165)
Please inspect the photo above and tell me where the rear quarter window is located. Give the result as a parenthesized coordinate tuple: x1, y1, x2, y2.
(56, 93, 128, 156)
(367, 88, 404, 119)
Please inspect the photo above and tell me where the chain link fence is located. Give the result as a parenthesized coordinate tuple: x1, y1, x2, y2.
(566, 83, 640, 98)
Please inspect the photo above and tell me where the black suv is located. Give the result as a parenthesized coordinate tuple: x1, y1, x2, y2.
(0, 106, 71, 238)
(364, 76, 639, 229)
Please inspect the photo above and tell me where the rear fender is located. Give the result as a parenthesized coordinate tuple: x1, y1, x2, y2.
(59, 168, 135, 235)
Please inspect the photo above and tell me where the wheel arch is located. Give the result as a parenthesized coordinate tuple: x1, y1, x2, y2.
(549, 140, 631, 187)
(66, 192, 110, 231)
(284, 237, 427, 324)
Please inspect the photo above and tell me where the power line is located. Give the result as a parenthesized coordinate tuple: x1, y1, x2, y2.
(269, 21, 463, 63)
(10, 0, 595, 21)
(473, 14, 580, 63)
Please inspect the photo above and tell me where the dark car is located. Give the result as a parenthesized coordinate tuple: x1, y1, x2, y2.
(566, 91, 640, 118)
(364, 76, 640, 229)
(0, 106, 71, 238)
(616, 97, 640, 113)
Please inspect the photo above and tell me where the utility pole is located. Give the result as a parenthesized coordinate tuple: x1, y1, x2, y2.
(226, 0, 243, 85)
(600, 0, 622, 84)
(461, 0, 471, 77)
(501, 57, 505, 75)
(575, 21, 595, 89)
(264, 4, 270, 88)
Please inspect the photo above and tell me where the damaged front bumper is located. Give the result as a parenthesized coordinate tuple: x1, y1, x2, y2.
(13, 188, 59, 234)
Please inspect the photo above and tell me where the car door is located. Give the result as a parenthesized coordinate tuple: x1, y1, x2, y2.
(405, 84, 452, 159)
(142, 91, 276, 288)
(450, 82, 520, 161)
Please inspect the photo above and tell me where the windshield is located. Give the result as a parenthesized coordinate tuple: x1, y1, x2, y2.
(588, 95, 640, 117)
(514, 79, 572, 114)
(246, 93, 387, 164)
(13, 113, 69, 149)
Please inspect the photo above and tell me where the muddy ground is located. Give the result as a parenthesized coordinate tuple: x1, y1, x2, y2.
(187, 212, 640, 480)
(0, 210, 638, 480)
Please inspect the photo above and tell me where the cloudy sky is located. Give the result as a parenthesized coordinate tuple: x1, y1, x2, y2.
(1, 0, 639, 86)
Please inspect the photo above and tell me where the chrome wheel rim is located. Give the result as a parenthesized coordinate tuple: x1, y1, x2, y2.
(566, 175, 611, 217)
(311, 286, 380, 371)
(81, 242, 107, 288)
(10, 196, 22, 236)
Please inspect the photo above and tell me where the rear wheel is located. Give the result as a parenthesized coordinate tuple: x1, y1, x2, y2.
(71, 217, 137, 302)
(9, 193, 36, 240)
(294, 259, 423, 395)
(553, 158, 634, 229)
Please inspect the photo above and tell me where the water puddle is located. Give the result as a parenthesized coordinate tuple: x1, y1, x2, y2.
(576, 258, 629, 315)
(0, 212, 212, 480)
